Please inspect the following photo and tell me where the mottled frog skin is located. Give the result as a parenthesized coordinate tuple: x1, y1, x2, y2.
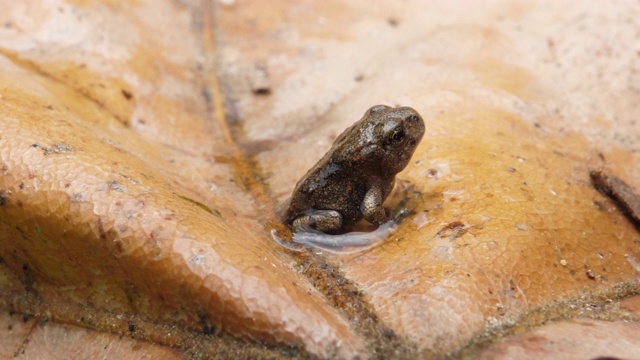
(282, 105, 425, 234)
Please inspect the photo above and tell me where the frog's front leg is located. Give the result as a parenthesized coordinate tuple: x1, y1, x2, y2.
(361, 186, 390, 225)
(292, 209, 343, 233)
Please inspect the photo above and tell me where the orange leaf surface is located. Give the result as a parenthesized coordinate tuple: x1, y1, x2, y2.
(1, 1, 639, 358)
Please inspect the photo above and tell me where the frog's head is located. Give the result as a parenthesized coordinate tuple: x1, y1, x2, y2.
(367, 105, 425, 175)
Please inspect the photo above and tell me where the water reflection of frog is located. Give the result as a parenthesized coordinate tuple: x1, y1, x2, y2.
(282, 105, 425, 235)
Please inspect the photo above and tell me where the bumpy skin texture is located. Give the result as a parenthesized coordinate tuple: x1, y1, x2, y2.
(282, 105, 425, 234)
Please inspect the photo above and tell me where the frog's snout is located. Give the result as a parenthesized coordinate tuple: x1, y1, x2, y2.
(400, 108, 425, 141)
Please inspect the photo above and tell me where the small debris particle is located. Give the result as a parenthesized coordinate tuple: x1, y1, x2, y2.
(586, 269, 596, 279)
(251, 65, 271, 95)
(177, 194, 221, 217)
(437, 221, 467, 240)
(97, 219, 107, 240)
(446, 221, 465, 230)
(381, 327, 397, 338)
(593, 200, 605, 211)
(387, 17, 399, 27)
(560, 259, 568, 266)
(547, 38, 555, 49)
(0, 190, 8, 205)
(107, 180, 125, 192)
(515, 223, 528, 231)
(43, 143, 73, 155)
(507, 166, 516, 172)
(121, 89, 133, 100)
(202, 324, 215, 335)
(354, 74, 364, 82)
(128, 324, 135, 332)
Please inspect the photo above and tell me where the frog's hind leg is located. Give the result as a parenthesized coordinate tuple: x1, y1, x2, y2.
(292, 209, 342, 234)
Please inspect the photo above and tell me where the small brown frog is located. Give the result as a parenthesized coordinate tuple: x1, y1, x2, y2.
(282, 105, 425, 234)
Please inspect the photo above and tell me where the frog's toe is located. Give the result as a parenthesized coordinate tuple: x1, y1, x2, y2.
(292, 210, 343, 234)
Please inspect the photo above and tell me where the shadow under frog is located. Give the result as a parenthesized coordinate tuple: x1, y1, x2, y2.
(275, 105, 425, 253)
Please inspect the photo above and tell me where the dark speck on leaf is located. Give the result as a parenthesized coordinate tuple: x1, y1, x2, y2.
(381, 327, 397, 338)
(202, 324, 215, 335)
(121, 89, 133, 100)
(177, 194, 222, 218)
(202, 88, 212, 103)
(251, 65, 271, 95)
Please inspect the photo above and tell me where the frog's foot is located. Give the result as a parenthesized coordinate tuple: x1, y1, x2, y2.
(292, 209, 343, 234)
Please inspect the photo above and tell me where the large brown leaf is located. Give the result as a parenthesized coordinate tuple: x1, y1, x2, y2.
(0, 0, 639, 358)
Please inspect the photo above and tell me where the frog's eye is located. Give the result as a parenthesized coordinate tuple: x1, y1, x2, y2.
(388, 127, 406, 144)
(391, 128, 405, 142)
(408, 115, 420, 122)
